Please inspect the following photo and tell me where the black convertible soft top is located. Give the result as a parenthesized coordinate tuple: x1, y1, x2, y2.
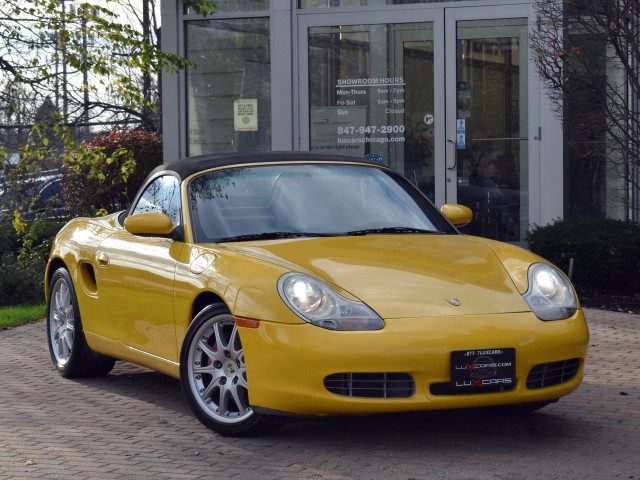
(147, 151, 377, 182)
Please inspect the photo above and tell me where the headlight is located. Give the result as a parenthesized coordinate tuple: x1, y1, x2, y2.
(523, 263, 577, 320)
(278, 273, 384, 331)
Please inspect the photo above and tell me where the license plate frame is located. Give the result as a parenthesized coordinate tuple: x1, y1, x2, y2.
(450, 348, 516, 391)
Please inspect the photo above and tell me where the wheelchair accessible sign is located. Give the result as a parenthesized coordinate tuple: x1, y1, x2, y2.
(456, 119, 466, 150)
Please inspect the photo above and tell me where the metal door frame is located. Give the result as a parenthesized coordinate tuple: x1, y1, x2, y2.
(296, 8, 447, 205)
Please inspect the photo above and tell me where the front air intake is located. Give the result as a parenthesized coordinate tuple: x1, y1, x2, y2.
(324, 373, 415, 398)
(526, 359, 581, 389)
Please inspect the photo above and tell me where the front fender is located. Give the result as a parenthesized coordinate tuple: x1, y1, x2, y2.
(173, 244, 306, 346)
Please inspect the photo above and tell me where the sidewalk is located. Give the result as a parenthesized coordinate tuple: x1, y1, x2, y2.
(0, 308, 638, 480)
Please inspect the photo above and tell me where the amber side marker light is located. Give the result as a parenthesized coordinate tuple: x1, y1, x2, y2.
(234, 316, 261, 328)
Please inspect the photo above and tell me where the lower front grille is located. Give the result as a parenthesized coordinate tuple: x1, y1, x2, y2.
(324, 373, 415, 398)
(526, 359, 581, 389)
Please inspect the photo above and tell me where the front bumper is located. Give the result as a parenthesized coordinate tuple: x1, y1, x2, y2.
(239, 310, 589, 416)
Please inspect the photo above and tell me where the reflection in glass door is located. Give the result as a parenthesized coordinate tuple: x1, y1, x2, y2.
(301, 11, 532, 242)
(450, 18, 529, 242)
(307, 22, 438, 201)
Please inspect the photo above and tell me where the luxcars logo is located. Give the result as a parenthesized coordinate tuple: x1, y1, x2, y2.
(455, 377, 513, 388)
(469, 355, 498, 379)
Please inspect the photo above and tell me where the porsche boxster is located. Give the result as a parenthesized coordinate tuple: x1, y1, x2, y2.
(45, 152, 589, 436)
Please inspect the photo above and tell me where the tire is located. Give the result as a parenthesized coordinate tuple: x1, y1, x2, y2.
(47, 267, 115, 378)
(180, 304, 281, 436)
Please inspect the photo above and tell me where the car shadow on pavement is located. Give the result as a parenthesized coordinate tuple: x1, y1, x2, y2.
(68, 361, 192, 417)
(278, 407, 577, 445)
(69, 358, 584, 449)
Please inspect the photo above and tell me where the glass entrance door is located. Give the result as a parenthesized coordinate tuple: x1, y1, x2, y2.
(445, 14, 529, 242)
(298, 6, 532, 242)
(299, 10, 445, 203)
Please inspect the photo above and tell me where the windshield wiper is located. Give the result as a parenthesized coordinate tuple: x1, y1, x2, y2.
(345, 226, 444, 236)
(216, 231, 339, 243)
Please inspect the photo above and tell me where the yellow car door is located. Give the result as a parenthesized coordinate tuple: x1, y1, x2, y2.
(95, 230, 183, 362)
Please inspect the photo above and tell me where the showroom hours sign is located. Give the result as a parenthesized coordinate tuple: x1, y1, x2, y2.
(310, 77, 406, 158)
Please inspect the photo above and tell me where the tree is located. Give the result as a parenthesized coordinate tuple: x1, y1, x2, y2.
(0, 0, 214, 133)
(0, 0, 216, 218)
(530, 0, 639, 220)
(62, 128, 163, 217)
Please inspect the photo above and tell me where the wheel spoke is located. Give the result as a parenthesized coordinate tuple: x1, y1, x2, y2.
(62, 328, 73, 352)
(197, 338, 219, 363)
(54, 319, 67, 359)
(57, 284, 68, 310)
(200, 374, 224, 402)
(237, 351, 245, 368)
(54, 293, 64, 320)
(228, 325, 241, 354)
(218, 381, 236, 415)
(229, 384, 248, 415)
(56, 335, 65, 357)
(236, 369, 249, 390)
(193, 364, 216, 376)
(212, 322, 229, 350)
(63, 304, 73, 320)
(55, 324, 66, 340)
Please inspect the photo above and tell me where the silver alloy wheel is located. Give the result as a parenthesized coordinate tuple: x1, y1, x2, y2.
(49, 277, 75, 366)
(186, 314, 252, 424)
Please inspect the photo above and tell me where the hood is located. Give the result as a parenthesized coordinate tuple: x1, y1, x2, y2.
(229, 234, 530, 319)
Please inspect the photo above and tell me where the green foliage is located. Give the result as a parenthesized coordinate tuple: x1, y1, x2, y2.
(526, 218, 640, 293)
(0, 213, 63, 306)
(62, 129, 162, 217)
(0, 304, 47, 329)
(1, 127, 161, 307)
(0, 213, 20, 254)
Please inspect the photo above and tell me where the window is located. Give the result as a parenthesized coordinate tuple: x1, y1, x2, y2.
(300, 0, 438, 7)
(564, 30, 627, 220)
(188, 164, 453, 242)
(131, 176, 181, 226)
(184, 1, 268, 14)
(186, 18, 271, 155)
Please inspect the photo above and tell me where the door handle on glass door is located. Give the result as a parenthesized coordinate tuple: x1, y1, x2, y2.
(446, 138, 457, 170)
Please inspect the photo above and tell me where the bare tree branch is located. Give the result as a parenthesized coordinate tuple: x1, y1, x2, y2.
(531, 0, 639, 219)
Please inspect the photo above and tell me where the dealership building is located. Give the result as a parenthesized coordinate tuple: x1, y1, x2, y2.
(160, 0, 637, 244)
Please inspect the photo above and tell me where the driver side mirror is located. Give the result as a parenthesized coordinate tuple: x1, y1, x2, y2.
(441, 204, 473, 228)
(124, 212, 175, 236)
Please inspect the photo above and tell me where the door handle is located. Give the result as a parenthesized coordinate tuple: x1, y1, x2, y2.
(446, 138, 457, 170)
(96, 251, 110, 267)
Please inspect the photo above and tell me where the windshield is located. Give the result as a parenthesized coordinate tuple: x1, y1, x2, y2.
(188, 164, 455, 243)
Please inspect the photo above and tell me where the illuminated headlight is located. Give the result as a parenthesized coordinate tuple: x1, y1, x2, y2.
(278, 273, 384, 331)
(523, 263, 577, 320)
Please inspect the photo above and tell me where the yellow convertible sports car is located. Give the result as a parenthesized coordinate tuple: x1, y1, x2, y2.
(45, 152, 589, 436)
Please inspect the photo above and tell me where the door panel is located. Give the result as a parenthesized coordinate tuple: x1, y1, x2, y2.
(95, 233, 182, 361)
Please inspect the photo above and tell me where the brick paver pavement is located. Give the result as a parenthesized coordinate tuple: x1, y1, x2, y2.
(0, 308, 638, 480)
